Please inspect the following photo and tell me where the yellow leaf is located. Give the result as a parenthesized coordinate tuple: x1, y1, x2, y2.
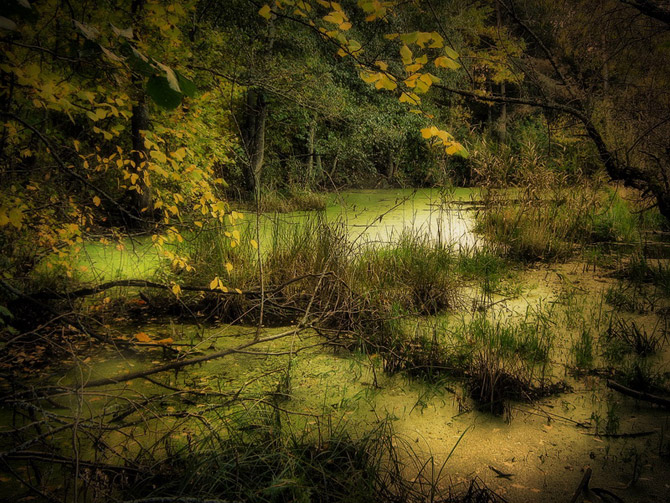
(250, 239, 258, 249)
(156, 337, 174, 345)
(434, 56, 460, 70)
(360, 70, 380, 84)
(400, 45, 413, 65)
(429, 32, 444, 49)
(405, 63, 423, 74)
(324, 11, 346, 25)
(171, 147, 187, 161)
(235, 288, 243, 294)
(8, 207, 23, 229)
(209, 277, 220, 290)
(399, 92, 420, 105)
(150, 150, 167, 164)
(445, 143, 460, 155)
(258, 4, 272, 18)
(135, 332, 151, 343)
(376, 74, 397, 90)
(420, 128, 433, 139)
(225, 262, 233, 274)
(415, 32, 432, 48)
(93, 196, 101, 207)
(435, 129, 454, 142)
(445, 46, 459, 59)
(171, 284, 181, 296)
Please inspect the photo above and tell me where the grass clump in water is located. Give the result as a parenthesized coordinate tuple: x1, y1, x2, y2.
(476, 179, 663, 263)
(604, 316, 667, 357)
(572, 329, 594, 371)
(354, 231, 460, 316)
(447, 314, 556, 414)
(256, 187, 328, 213)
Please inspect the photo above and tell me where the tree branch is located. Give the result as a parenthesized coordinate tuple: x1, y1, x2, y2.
(619, 0, 670, 26)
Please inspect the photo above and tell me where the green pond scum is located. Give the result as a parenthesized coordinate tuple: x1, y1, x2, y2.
(3, 188, 670, 502)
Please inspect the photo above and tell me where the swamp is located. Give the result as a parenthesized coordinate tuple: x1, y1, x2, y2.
(1, 1, 670, 502)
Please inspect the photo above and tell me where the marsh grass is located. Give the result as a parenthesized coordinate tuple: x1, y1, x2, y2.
(618, 253, 670, 296)
(382, 311, 559, 415)
(456, 315, 555, 413)
(475, 185, 587, 261)
(476, 178, 661, 263)
(354, 232, 460, 316)
(455, 249, 510, 295)
(125, 410, 501, 503)
(255, 187, 328, 213)
(605, 316, 667, 357)
(572, 329, 594, 371)
(604, 282, 656, 313)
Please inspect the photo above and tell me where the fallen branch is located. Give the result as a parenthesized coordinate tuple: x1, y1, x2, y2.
(607, 379, 670, 408)
(4, 450, 143, 473)
(30, 272, 336, 300)
(123, 498, 232, 503)
(77, 327, 301, 389)
(585, 430, 656, 439)
(569, 467, 592, 503)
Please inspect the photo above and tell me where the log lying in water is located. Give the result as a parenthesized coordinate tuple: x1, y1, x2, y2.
(607, 379, 670, 408)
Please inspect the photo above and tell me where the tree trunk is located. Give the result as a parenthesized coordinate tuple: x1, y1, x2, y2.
(242, 89, 267, 198)
(497, 81, 507, 143)
(386, 149, 397, 181)
(306, 113, 316, 187)
(127, 0, 153, 226)
(130, 92, 153, 223)
(495, 1, 507, 143)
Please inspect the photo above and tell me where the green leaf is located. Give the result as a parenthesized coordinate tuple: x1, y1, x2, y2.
(158, 62, 181, 92)
(110, 23, 133, 39)
(73, 20, 99, 40)
(121, 43, 156, 77)
(0, 305, 13, 319)
(0, 16, 17, 30)
(176, 71, 197, 98)
(146, 75, 183, 109)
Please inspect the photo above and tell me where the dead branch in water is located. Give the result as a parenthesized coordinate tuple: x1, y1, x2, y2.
(607, 379, 670, 408)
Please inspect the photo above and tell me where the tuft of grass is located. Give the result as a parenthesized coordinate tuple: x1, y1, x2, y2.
(604, 282, 654, 313)
(456, 249, 510, 295)
(572, 329, 594, 371)
(257, 187, 328, 213)
(604, 316, 667, 357)
(475, 188, 582, 262)
(354, 231, 460, 315)
(588, 189, 638, 243)
(476, 181, 663, 263)
(443, 314, 557, 414)
(619, 253, 670, 296)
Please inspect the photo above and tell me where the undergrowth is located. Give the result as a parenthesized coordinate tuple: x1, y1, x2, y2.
(124, 410, 504, 503)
